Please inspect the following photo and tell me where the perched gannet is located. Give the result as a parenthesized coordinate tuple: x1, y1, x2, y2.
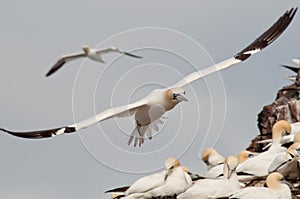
(178, 156, 240, 199)
(142, 164, 192, 198)
(201, 148, 225, 170)
(202, 150, 255, 179)
(268, 142, 300, 180)
(0, 8, 297, 146)
(257, 122, 300, 149)
(105, 157, 175, 197)
(45, 46, 142, 77)
(106, 158, 192, 199)
(229, 172, 292, 199)
(237, 150, 257, 164)
(237, 120, 291, 179)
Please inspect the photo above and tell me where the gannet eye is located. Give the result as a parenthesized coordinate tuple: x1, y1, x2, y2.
(172, 93, 177, 99)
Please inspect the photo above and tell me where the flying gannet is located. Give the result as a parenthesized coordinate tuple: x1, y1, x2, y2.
(45, 46, 142, 77)
(0, 8, 297, 147)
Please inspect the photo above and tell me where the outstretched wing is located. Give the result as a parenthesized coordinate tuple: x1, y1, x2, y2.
(171, 7, 297, 88)
(46, 53, 86, 77)
(1, 98, 150, 139)
(95, 47, 143, 59)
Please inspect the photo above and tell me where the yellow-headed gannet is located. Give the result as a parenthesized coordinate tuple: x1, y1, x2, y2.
(201, 148, 225, 170)
(106, 158, 192, 199)
(268, 142, 300, 180)
(229, 172, 291, 199)
(237, 120, 291, 180)
(178, 156, 240, 199)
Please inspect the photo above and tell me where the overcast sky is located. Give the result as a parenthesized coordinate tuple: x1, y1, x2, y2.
(0, 1, 299, 198)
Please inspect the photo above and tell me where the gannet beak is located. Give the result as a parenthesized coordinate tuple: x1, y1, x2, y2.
(164, 166, 174, 181)
(175, 94, 188, 102)
(281, 178, 292, 186)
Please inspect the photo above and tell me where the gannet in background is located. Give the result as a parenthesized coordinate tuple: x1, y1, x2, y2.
(202, 150, 256, 179)
(105, 157, 176, 197)
(229, 172, 292, 199)
(237, 120, 291, 180)
(106, 158, 192, 199)
(268, 142, 300, 180)
(280, 58, 300, 82)
(201, 148, 225, 170)
(293, 58, 300, 66)
(178, 156, 240, 199)
(0, 8, 297, 147)
(142, 163, 192, 198)
(45, 46, 142, 77)
(237, 150, 258, 164)
(257, 122, 300, 149)
(105, 158, 192, 199)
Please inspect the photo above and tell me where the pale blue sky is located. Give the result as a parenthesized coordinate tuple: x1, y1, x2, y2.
(0, 1, 299, 198)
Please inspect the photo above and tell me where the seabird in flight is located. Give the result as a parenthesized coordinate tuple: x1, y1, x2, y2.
(1, 8, 297, 147)
(45, 46, 142, 77)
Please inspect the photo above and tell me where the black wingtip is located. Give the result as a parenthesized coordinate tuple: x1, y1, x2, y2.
(124, 52, 143, 59)
(105, 186, 129, 193)
(280, 64, 299, 73)
(0, 126, 76, 139)
(234, 7, 297, 61)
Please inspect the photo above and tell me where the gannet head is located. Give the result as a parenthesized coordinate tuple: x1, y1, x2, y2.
(164, 157, 180, 169)
(164, 157, 180, 180)
(167, 87, 188, 103)
(201, 148, 216, 165)
(223, 156, 239, 179)
(272, 120, 291, 143)
(287, 142, 300, 157)
(82, 45, 91, 54)
(266, 172, 290, 190)
(201, 148, 223, 166)
(237, 150, 256, 163)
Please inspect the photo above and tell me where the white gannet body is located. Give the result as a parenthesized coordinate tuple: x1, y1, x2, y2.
(268, 142, 300, 180)
(237, 120, 291, 179)
(229, 172, 292, 199)
(178, 156, 240, 199)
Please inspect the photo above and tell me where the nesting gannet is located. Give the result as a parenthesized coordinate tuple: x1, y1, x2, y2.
(0, 8, 297, 147)
(257, 122, 300, 149)
(45, 46, 142, 77)
(105, 157, 175, 197)
(237, 150, 257, 164)
(237, 120, 291, 180)
(106, 158, 192, 199)
(178, 156, 240, 199)
(202, 150, 256, 179)
(201, 148, 225, 170)
(229, 172, 292, 199)
(142, 164, 192, 198)
(268, 142, 300, 180)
